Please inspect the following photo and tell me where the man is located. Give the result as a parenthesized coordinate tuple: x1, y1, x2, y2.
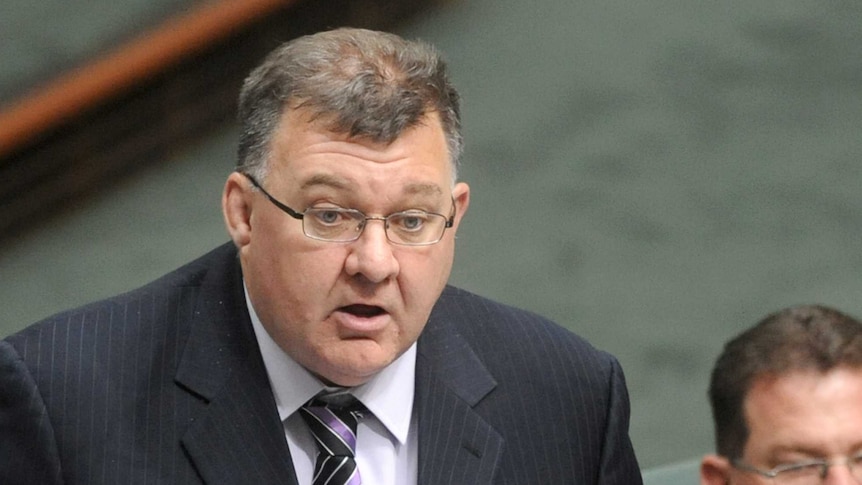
(700, 304, 862, 485)
(1, 28, 641, 484)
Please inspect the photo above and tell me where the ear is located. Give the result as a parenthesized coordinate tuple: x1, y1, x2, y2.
(450, 182, 470, 230)
(223, 171, 253, 249)
(700, 454, 731, 485)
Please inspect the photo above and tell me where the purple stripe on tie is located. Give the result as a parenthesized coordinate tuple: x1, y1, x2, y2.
(307, 406, 357, 451)
(345, 467, 361, 485)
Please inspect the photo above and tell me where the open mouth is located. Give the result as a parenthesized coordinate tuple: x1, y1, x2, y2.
(340, 304, 386, 318)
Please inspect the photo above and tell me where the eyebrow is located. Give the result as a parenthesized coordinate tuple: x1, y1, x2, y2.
(768, 445, 828, 461)
(402, 183, 444, 197)
(300, 173, 351, 191)
(300, 175, 444, 198)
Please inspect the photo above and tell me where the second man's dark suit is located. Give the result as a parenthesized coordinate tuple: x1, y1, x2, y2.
(0, 243, 642, 484)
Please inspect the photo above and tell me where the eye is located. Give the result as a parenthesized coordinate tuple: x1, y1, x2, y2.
(390, 211, 430, 232)
(317, 210, 341, 225)
(307, 207, 354, 226)
(775, 461, 825, 480)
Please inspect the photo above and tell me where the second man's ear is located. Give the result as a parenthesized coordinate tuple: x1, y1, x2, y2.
(699, 454, 732, 485)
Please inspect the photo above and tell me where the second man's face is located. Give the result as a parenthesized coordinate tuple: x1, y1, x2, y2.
(703, 367, 862, 485)
(225, 108, 470, 387)
(738, 368, 862, 483)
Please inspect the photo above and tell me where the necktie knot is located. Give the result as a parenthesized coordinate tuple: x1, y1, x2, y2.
(300, 392, 364, 485)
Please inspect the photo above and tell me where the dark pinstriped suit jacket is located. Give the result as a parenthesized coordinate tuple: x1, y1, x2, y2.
(0, 243, 641, 484)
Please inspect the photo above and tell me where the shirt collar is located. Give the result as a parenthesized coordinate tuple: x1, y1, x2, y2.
(244, 283, 415, 445)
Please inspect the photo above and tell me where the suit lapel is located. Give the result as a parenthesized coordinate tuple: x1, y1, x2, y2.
(414, 302, 504, 485)
(175, 246, 298, 485)
(180, 357, 298, 485)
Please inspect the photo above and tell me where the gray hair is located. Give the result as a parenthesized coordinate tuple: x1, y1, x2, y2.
(236, 28, 462, 183)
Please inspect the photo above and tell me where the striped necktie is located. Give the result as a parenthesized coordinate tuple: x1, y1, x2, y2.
(300, 393, 364, 485)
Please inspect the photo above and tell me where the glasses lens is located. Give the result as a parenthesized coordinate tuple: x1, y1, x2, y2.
(775, 463, 825, 485)
(301, 207, 449, 245)
(386, 211, 447, 245)
(303, 208, 364, 242)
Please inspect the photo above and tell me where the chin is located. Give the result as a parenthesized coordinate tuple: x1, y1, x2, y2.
(323, 367, 381, 387)
(317, 339, 400, 380)
(326, 354, 394, 386)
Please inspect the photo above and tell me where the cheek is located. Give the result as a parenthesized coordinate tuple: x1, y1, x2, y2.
(250, 217, 344, 285)
(426, 240, 456, 284)
(398, 245, 454, 308)
(244, 232, 344, 319)
(269, 251, 345, 312)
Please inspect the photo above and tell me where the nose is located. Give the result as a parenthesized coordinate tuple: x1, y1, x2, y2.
(344, 218, 400, 283)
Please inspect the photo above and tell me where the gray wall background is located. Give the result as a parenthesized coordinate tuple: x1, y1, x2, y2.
(3, 0, 862, 469)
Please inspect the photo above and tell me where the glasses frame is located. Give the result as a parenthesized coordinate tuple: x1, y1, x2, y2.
(242, 172, 455, 246)
(732, 454, 862, 483)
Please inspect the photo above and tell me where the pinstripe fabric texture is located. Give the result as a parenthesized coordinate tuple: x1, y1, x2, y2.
(415, 286, 643, 484)
(0, 243, 642, 484)
(1, 245, 296, 485)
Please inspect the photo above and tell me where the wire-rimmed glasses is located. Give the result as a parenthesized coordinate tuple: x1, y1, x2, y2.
(242, 172, 455, 246)
(732, 454, 862, 484)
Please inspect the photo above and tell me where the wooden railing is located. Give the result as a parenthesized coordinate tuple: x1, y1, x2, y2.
(0, 0, 295, 157)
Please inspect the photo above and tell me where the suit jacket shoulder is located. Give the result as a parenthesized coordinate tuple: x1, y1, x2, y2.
(415, 285, 642, 485)
(1, 243, 295, 485)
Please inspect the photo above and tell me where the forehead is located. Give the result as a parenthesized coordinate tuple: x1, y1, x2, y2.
(742, 368, 862, 459)
(268, 108, 452, 190)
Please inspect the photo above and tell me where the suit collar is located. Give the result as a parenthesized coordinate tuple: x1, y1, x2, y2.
(174, 246, 252, 400)
(414, 289, 504, 485)
(174, 244, 298, 484)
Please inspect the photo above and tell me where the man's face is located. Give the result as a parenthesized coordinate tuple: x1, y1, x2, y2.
(223, 108, 470, 387)
(701, 367, 862, 484)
